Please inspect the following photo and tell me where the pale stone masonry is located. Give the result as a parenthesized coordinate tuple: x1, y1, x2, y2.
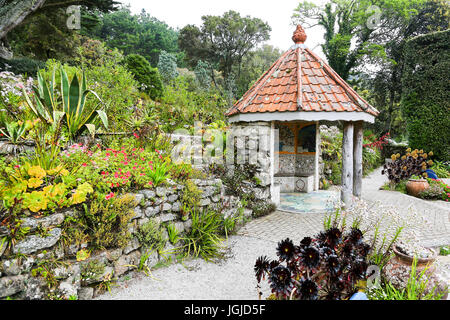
(0, 179, 250, 300)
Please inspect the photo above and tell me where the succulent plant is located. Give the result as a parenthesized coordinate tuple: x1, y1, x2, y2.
(254, 227, 371, 300)
(382, 148, 434, 183)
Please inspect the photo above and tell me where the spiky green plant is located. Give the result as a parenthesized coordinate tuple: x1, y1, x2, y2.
(22, 66, 108, 141)
(0, 121, 27, 144)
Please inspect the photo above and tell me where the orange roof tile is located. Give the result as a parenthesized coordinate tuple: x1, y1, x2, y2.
(226, 25, 379, 118)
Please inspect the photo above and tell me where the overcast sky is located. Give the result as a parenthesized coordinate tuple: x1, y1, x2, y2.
(121, 0, 327, 59)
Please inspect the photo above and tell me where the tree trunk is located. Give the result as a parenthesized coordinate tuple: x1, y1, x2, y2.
(0, 0, 46, 58)
(341, 121, 354, 207)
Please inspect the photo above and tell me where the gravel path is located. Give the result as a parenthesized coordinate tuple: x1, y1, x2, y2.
(95, 235, 275, 300)
(96, 168, 450, 300)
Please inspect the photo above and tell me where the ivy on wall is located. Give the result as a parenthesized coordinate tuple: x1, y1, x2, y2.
(401, 29, 450, 161)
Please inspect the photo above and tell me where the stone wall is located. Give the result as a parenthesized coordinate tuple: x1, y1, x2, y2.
(226, 122, 274, 202)
(0, 179, 247, 300)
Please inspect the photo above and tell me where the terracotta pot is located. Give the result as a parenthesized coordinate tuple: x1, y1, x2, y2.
(405, 179, 429, 197)
(384, 247, 448, 300)
(392, 245, 437, 266)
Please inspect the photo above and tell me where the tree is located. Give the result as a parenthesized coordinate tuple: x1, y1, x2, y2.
(91, 7, 179, 66)
(362, 0, 449, 135)
(179, 10, 271, 84)
(0, 0, 119, 59)
(291, 0, 426, 81)
(235, 44, 282, 97)
(401, 29, 450, 160)
(124, 54, 164, 101)
(157, 51, 179, 83)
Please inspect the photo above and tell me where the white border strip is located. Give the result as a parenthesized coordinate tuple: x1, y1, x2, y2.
(228, 111, 375, 124)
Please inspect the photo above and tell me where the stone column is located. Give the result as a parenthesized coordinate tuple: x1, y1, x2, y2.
(353, 121, 363, 198)
(341, 122, 354, 206)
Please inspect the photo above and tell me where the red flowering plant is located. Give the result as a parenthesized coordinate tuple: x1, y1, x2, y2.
(418, 178, 450, 202)
(363, 132, 389, 150)
(254, 226, 371, 300)
(60, 141, 172, 197)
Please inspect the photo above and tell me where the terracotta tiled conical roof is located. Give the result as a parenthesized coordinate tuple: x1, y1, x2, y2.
(226, 25, 379, 117)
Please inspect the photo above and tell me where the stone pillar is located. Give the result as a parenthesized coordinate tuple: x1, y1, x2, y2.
(341, 122, 354, 206)
(353, 121, 363, 198)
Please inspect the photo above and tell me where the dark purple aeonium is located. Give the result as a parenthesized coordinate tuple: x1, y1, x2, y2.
(254, 227, 370, 300)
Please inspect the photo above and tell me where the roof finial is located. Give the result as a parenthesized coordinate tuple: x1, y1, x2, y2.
(292, 25, 307, 44)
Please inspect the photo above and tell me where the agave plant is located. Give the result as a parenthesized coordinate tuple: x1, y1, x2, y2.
(0, 121, 27, 144)
(0, 121, 35, 155)
(23, 67, 108, 141)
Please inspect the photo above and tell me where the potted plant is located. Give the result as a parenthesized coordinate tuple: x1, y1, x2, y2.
(382, 149, 434, 195)
(406, 175, 429, 197)
(383, 241, 447, 300)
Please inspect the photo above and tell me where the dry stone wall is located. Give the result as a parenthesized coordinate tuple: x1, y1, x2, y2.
(0, 179, 248, 300)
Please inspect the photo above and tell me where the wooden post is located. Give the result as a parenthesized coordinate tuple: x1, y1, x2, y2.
(353, 121, 363, 198)
(314, 121, 320, 191)
(341, 122, 354, 207)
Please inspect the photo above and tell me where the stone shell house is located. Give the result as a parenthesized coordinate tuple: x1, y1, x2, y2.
(225, 25, 379, 206)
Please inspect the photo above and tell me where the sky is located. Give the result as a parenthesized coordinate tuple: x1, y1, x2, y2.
(121, 0, 327, 59)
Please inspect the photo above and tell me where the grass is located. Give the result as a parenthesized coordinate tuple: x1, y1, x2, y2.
(177, 210, 225, 262)
(380, 180, 407, 194)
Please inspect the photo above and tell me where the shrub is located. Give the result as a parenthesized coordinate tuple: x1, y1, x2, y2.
(157, 76, 228, 131)
(180, 179, 202, 219)
(251, 200, 276, 218)
(83, 193, 136, 249)
(135, 218, 166, 251)
(430, 161, 450, 178)
(418, 179, 449, 201)
(0, 57, 45, 76)
(124, 54, 164, 100)
(401, 29, 450, 161)
(418, 179, 445, 200)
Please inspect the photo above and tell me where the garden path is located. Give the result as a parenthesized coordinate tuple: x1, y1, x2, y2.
(361, 168, 450, 248)
(95, 168, 449, 300)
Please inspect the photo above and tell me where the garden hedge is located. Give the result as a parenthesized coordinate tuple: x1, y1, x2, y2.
(401, 29, 450, 161)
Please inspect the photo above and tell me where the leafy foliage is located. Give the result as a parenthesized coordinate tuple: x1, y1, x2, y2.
(179, 210, 224, 261)
(401, 29, 450, 160)
(179, 10, 271, 88)
(22, 66, 108, 141)
(124, 54, 164, 100)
